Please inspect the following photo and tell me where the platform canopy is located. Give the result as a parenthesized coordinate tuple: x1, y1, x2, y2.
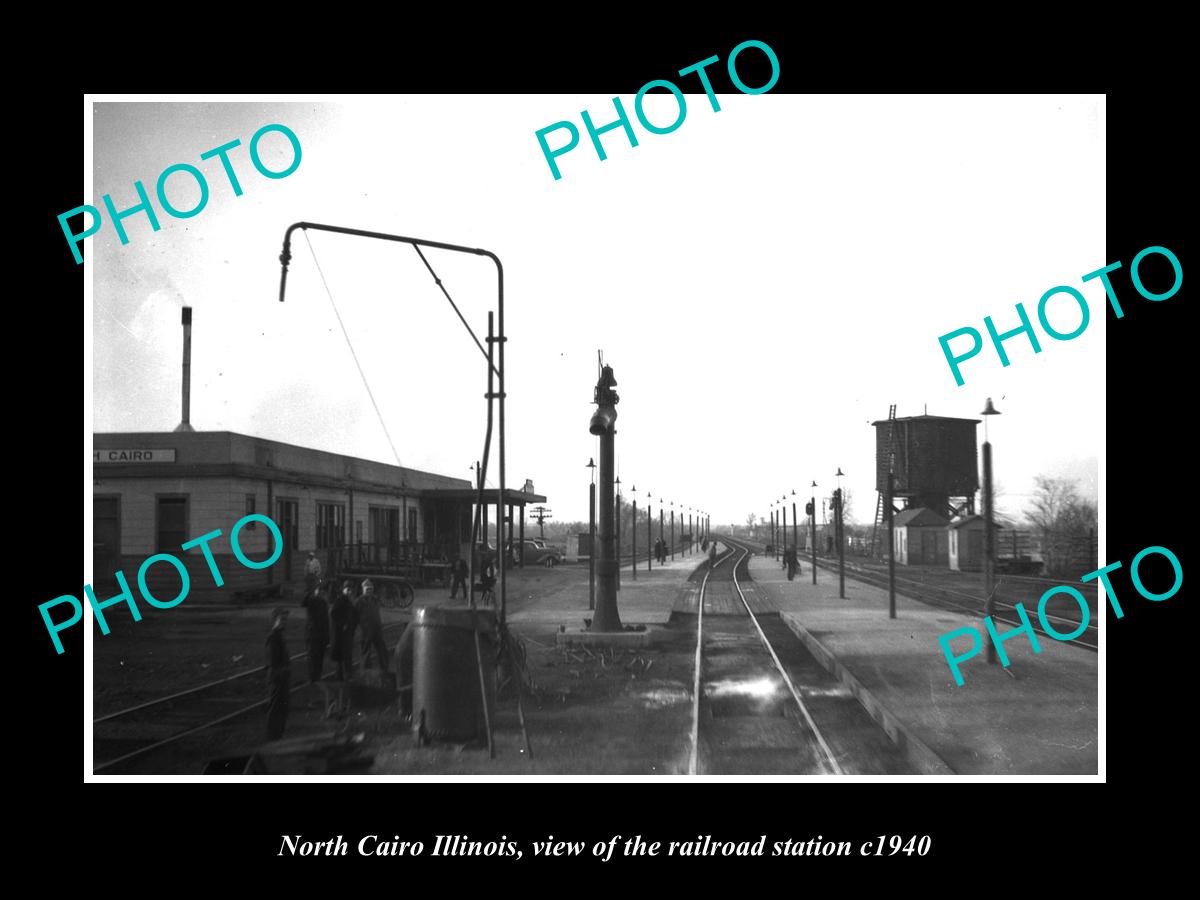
(426, 487, 547, 505)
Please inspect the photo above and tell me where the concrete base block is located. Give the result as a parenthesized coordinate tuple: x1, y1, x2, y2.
(555, 627, 666, 648)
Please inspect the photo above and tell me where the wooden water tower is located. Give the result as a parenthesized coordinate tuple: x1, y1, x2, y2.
(872, 414, 980, 517)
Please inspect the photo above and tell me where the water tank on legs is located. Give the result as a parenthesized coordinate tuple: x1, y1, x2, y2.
(873, 414, 980, 512)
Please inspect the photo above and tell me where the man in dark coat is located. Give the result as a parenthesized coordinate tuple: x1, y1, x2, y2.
(301, 581, 330, 688)
(450, 555, 469, 600)
(785, 546, 799, 581)
(265, 607, 290, 740)
(356, 579, 390, 673)
(330, 581, 358, 681)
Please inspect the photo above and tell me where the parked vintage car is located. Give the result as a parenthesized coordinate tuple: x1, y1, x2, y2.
(508, 538, 564, 567)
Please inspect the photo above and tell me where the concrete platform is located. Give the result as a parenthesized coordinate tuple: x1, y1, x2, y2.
(746, 554, 1098, 775)
(506, 550, 708, 628)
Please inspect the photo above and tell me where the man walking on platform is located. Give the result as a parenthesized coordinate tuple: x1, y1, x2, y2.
(330, 581, 357, 681)
(356, 580, 390, 673)
(304, 551, 322, 595)
(450, 555, 469, 600)
(301, 581, 330, 703)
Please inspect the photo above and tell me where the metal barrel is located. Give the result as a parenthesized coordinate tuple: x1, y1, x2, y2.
(411, 606, 497, 742)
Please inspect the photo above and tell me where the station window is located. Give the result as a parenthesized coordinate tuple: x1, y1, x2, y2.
(245, 494, 257, 528)
(369, 506, 400, 547)
(316, 502, 346, 549)
(156, 496, 188, 551)
(275, 499, 299, 551)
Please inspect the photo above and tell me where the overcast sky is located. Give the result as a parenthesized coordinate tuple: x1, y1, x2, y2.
(89, 95, 1103, 527)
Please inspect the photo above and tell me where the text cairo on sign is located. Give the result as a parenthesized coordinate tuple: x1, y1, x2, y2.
(94, 448, 177, 463)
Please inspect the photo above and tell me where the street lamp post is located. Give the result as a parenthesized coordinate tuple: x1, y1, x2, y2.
(615, 475, 621, 591)
(659, 502, 664, 560)
(791, 490, 799, 558)
(587, 457, 596, 611)
(810, 481, 817, 585)
(670, 501, 675, 561)
(887, 468, 896, 619)
(982, 398, 1001, 664)
(782, 494, 788, 563)
(631, 485, 637, 581)
(646, 492, 653, 572)
(775, 503, 781, 559)
(836, 467, 846, 599)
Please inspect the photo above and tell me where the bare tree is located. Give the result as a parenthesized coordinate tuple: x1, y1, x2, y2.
(1027, 475, 1074, 533)
(1026, 475, 1097, 575)
(839, 488, 855, 525)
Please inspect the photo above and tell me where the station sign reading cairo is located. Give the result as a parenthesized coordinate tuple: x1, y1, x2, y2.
(94, 448, 177, 463)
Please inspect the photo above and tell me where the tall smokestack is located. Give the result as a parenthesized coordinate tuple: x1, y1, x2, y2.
(174, 305, 195, 433)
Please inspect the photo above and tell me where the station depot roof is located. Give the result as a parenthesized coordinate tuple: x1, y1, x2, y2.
(92, 430, 546, 503)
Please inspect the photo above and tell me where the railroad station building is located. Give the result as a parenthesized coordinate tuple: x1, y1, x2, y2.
(92, 431, 546, 602)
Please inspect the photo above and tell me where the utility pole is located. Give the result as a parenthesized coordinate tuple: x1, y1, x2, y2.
(531, 505, 552, 540)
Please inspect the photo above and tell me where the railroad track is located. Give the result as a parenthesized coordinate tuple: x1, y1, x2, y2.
(686, 537, 911, 775)
(811, 556, 1098, 651)
(92, 620, 409, 774)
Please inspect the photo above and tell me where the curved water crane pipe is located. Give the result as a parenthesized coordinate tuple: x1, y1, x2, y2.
(277, 221, 508, 623)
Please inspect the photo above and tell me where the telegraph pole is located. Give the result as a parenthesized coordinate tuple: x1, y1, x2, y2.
(531, 505, 552, 540)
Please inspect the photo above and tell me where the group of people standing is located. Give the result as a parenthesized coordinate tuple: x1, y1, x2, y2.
(653, 538, 669, 564)
(301, 576, 391, 684)
(264, 558, 393, 742)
